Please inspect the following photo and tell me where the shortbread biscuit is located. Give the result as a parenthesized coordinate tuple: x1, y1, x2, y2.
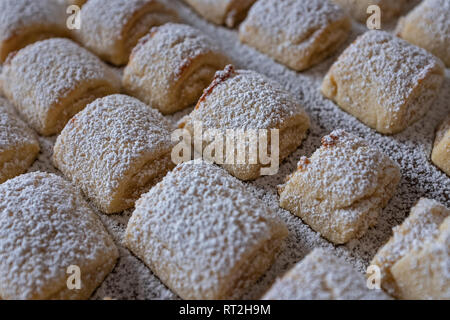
(390, 216, 449, 300)
(125, 160, 288, 300)
(53, 94, 174, 214)
(182, 0, 256, 27)
(396, 0, 450, 67)
(1, 38, 120, 136)
(123, 23, 230, 114)
(0, 0, 69, 62)
(322, 31, 445, 134)
(332, 0, 406, 23)
(431, 116, 450, 176)
(77, 0, 178, 66)
(279, 130, 401, 244)
(263, 248, 390, 300)
(239, 0, 351, 71)
(179, 65, 310, 181)
(0, 98, 39, 184)
(0, 172, 119, 300)
(371, 198, 449, 299)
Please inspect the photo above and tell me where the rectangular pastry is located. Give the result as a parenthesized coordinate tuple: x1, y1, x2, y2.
(396, 0, 450, 67)
(321, 30, 445, 134)
(263, 248, 390, 300)
(239, 0, 351, 71)
(0, 0, 69, 62)
(123, 23, 230, 114)
(125, 160, 288, 299)
(1, 38, 121, 136)
(279, 130, 401, 244)
(371, 198, 449, 299)
(0, 172, 119, 300)
(179, 65, 310, 181)
(76, 0, 178, 66)
(53, 94, 175, 214)
(0, 97, 39, 184)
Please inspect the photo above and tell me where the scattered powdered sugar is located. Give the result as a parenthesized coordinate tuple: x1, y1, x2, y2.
(262, 248, 390, 300)
(0, 0, 66, 44)
(5, 0, 448, 299)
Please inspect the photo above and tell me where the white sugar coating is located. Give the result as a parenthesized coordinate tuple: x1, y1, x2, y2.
(20, 0, 450, 299)
(186, 65, 307, 131)
(1, 38, 120, 131)
(126, 22, 223, 93)
(0, 172, 118, 300)
(0, 97, 38, 154)
(263, 248, 390, 300)
(330, 30, 443, 112)
(241, 0, 348, 52)
(53, 94, 174, 213)
(371, 198, 449, 296)
(0, 0, 65, 43)
(125, 160, 288, 299)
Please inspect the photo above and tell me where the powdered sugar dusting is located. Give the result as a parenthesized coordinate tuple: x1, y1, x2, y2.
(8, 0, 449, 299)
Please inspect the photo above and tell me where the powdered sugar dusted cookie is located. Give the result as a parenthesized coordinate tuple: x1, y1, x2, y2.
(371, 198, 449, 299)
(77, 0, 178, 66)
(390, 216, 449, 300)
(321, 30, 445, 134)
(0, 172, 119, 300)
(239, 0, 351, 71)
(182, 0, 256, 27)
(431, 116, 450, 176)
(53, 94, 175, 214)
(0, 0, 69, 62)
(125, 160, 288, 299)
(123, 23, 230, 114)
(396, 0, 450, 67)
(279, 130, 401, 244)
(332, 0, 406, 23)
(179, 65, 310, 181)
(1, 38, 120, 136)
(263, 248, 390, 300)
(0, 97, 39, 184)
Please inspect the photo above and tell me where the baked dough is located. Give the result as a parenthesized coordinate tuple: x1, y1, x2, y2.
(396, 0, 450, 67)
(76, 0, 178, 66)
(431, 116, 450, 176)
(125, 160, 288, 300)
(391, 216, 450, 300)
(371, 198, 449, 299)
(123, 23, 230, 114)
(179, 65, 310, 181)
(239, 0, 351, 71)
(279, 130, 401, 244)
(53, 94, 175, 214)
(332, 0, 406, 23)
(322, 30, 445, 134)
(0, 97, 40, 184)
(1, 38, 120, 136)
(0, 0, 69, 62)
(263, 248, 390, 300)
(182, 0, 256, 27)
(0, 172, 119, 300)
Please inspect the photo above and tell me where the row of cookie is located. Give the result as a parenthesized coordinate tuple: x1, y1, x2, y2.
(1, 160, 447, 299)
(0, 0, 447, 138)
